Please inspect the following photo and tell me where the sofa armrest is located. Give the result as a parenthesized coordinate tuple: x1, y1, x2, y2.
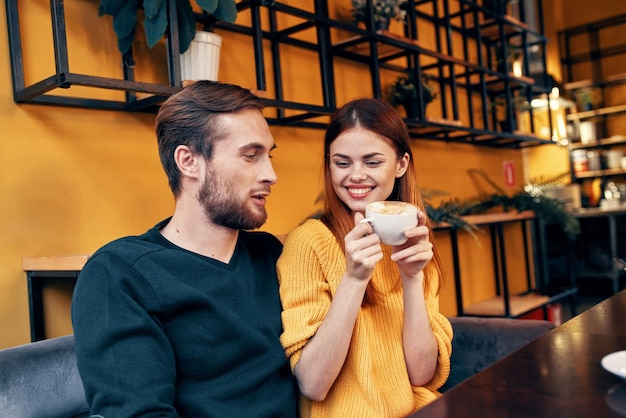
(441, 316, 555, 392)
(0, 335, 89, 418)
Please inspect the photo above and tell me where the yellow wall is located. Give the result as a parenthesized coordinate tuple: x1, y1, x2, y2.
(0, 0, 609, 348)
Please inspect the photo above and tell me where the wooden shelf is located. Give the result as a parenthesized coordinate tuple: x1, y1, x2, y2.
(567, 104, 626, 121)
(570, 135, 626, 150)
(333, 30, 421, 59)
(432, 210, 535, 230)
(484, 74, 535, 90)
(478, 15, 530, 40)
(22, 255, 90, 272)
(333, 30, 474, 69)
(564, 73, 626, 90)
(573, 168, 626, 179)
(406, 116, 462, 130)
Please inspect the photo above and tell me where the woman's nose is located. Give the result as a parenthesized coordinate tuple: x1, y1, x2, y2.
(349, 164, 367, 181)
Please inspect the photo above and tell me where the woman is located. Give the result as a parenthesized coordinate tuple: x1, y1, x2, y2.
(278, 98, 452, 417)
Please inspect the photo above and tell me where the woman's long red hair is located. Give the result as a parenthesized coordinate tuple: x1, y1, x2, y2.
(320, 98, 444, 304)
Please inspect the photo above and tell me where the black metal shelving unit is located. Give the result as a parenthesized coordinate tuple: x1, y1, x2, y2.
(556, 14, 626, 297)
(5, 0, 182, 112)
(559, 14, 626, 183)
(6, 0, 554, 148)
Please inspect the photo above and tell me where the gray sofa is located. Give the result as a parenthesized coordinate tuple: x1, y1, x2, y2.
(0, 334, 88, 418)
(0, 317, 554, 417)
(442, 316, 555, 392)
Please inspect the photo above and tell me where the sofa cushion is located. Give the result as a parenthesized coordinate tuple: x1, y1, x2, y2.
(0, 334, 89, 418)
(441, 316, 555, 392)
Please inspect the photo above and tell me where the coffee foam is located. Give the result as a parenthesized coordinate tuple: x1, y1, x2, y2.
(367, 201, 417, 216)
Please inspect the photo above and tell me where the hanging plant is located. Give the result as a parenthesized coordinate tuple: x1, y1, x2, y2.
(386, 72, 437, 119)
(351, 0, 408, 30)
(98, 0, 238, 55)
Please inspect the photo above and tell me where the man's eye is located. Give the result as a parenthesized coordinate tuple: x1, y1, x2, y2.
(243, 154, 257, 160)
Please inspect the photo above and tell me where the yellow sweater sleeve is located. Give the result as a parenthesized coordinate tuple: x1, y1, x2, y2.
(278, 219, 338, 371)
(423, 296, 453, 392)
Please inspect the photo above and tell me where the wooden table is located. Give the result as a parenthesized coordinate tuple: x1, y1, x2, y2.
(408, 289, 626, 417)
(22, 255, 89, 342)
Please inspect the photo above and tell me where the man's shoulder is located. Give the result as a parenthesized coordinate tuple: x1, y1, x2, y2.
(98, 234, 159, 254)
(86, 228, 163, 268)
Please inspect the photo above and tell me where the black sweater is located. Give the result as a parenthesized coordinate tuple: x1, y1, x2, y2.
(71, 220, 298, 417)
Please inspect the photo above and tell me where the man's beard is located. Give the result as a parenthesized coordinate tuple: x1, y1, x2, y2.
(198, 168, 267, 231)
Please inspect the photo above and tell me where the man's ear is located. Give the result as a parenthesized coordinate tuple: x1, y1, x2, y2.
(174, 145, 201, 179)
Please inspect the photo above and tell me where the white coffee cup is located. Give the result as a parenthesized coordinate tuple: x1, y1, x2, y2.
(360, 201, 420, 245)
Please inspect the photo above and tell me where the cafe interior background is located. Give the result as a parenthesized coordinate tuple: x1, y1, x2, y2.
(1, 0, 625, 349)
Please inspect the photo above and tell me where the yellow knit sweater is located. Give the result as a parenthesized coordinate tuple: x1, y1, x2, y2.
(278, 219, 453, 418)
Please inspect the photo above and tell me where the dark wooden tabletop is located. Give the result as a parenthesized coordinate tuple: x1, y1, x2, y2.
(409, 289, 626, 417)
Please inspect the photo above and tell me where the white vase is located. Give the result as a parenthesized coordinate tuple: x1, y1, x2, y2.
(180, 31, 222, 82)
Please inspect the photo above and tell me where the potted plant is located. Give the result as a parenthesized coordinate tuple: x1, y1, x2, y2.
(573, 86, 602, 111)
(426, 170, 580, 240)
(98, 0, 238, 81)
(490, 40, 523, 76)
(386, 72, 437, 119)
(351, 0, 407, 31)
(488, 96, 527, 133)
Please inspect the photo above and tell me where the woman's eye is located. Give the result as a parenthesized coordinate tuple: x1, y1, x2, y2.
(365, 160, 382, 167)
(334, 161, 351, 168)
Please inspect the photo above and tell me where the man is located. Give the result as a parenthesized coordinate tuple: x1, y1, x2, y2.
(71, 81, 298, 417)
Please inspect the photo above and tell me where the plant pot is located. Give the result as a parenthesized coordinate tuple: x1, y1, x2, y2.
(499, 119, 514, 132)
(372, 18, 390, 31)
(581, 102, 593, 111)
(403, 100, 425, 119)
(180, 31, 223, 82)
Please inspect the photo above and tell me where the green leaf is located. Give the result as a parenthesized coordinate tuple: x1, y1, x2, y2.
(99, 0, 127, 16)
(117, 28, 136, 55)
(197, 0, 220, 14)
(112, 0, 138, 40)
(212, 0, 238, 23)
(177, 1, 197, 54)
(143, 0, 165, 19)
(144, 0, 168, 48)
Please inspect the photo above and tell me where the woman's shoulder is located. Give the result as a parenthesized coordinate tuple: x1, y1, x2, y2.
(279, 219, 346, 285)
(284, 218, 333, 246)
(281, 219, 343, 260)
